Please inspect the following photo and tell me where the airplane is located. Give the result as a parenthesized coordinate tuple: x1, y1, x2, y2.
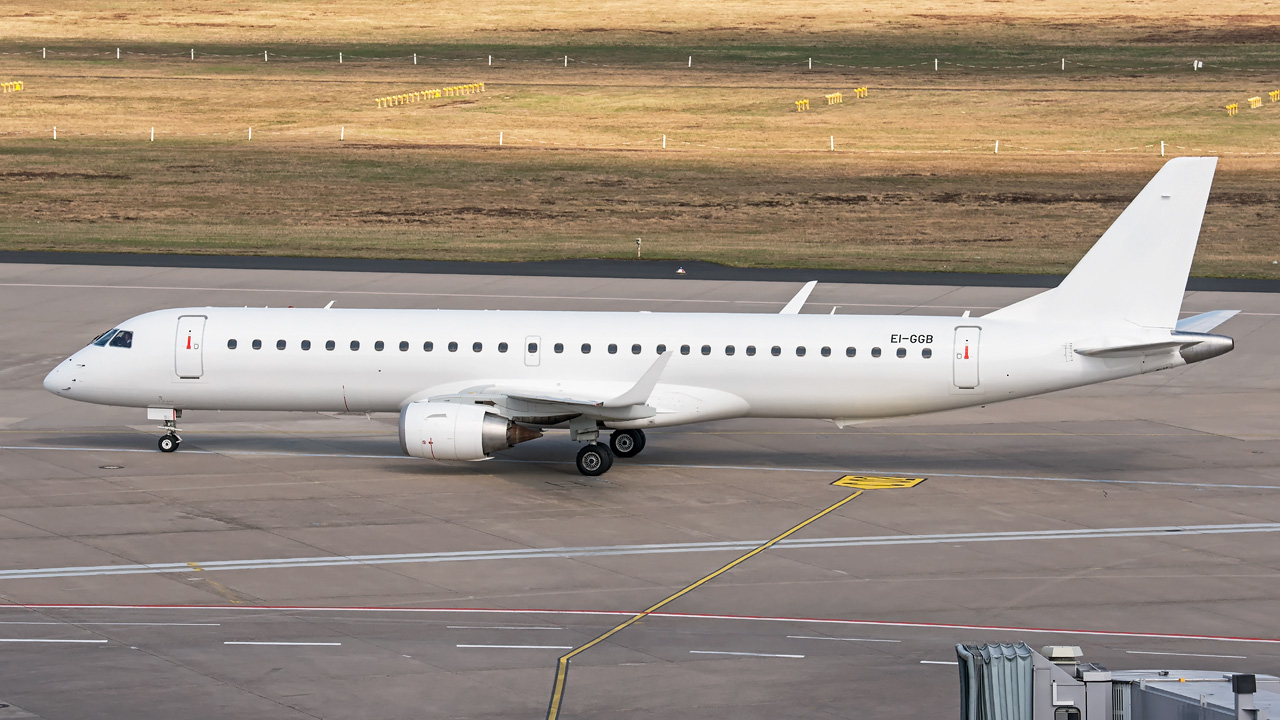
(43, 157, 1237, 476)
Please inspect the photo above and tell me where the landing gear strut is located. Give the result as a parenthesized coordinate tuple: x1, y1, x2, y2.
(155, 414, 182, 453)
(575, 443, 613, 476)
(609, 429, 646, 458)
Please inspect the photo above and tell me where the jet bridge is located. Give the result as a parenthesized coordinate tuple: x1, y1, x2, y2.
(956, 642, 1277, 720)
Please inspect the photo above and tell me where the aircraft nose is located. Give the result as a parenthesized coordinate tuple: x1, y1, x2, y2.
(43, 360, 73, 396)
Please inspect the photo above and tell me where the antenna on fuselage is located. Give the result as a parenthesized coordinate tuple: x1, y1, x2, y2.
(324, 301, 335, 309)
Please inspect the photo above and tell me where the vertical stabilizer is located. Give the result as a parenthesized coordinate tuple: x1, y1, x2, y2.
(989, 157, 1217, 329)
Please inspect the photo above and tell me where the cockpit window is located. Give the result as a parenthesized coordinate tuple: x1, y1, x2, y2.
(92, 329, 118, 347)
(107, 330, 133, 348)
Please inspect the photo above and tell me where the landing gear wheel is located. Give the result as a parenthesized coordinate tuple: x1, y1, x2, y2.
(576, 443, 614, 476)
(158, 434, 179, 453)
(609, 429, 646, 458)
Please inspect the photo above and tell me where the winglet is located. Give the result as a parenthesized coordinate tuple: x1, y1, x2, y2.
(603, 351, 672, 407)
(780, 281, 817, 315)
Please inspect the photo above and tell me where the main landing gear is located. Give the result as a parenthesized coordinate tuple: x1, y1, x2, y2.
(575, 430, 647, 477)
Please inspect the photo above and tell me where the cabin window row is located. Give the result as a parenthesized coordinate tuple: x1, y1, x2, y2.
(225, 338, 933, 359)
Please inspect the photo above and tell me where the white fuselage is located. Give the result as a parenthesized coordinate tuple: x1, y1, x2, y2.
(44, 306, 1178, 428)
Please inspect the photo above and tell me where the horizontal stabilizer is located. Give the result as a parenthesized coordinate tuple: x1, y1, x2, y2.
(1176, 310, 1239, 333)
(1075, 331, 1234, 362)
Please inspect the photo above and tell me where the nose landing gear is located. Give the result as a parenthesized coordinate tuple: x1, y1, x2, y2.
(158, 433, 180, 452)
(149, 409, 183, 453)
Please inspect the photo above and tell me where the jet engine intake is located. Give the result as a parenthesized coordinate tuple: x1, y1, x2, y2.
(399, 402, 541, 460)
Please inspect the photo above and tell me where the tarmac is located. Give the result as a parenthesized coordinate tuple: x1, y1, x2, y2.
(0, 260, 1277, 719)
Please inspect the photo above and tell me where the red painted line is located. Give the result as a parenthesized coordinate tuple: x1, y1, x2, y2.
(6, 604, 1279, 645)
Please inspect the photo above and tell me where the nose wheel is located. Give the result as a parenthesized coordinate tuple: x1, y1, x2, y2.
(575, 443, 614, 476)
(158, 433, 181, 453)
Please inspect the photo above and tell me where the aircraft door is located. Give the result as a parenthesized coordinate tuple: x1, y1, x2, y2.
(953, 326, 980, 389)
(175, 315, 207, 378)
(524, 335, 541, 367)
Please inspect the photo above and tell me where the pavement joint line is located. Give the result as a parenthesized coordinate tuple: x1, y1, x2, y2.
(11, 605, 1280, 645)
(2, 445, 1278, 491)
(544, 488, 867, 719)
(2, 523, 1277, 581)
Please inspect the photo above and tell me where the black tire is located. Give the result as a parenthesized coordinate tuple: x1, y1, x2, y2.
(610, 429, 646, 458)
(575, 443, 614, 476)
(158, 434, 178, 453)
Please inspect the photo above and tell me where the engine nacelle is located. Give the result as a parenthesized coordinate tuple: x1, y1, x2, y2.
(398, 402, 540, 460)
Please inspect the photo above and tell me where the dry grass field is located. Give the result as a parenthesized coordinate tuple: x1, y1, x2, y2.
(2, 1, 1279, 276)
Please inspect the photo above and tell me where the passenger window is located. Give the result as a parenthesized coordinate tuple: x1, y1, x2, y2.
(656, 344, 667, 354)
(473, 342, 483, 352)
(771, 346, 781, 356)
(608, 344, 618, 354)
(326, 340, 336, 351)
(92, 329, 117, 347)
(252, 339, 262, 350)
(108, 330, 133, 348)
(498, 342, 508, 353)
(871, 347, 882, 357)
(922, 348, 932, 359)
(554, 343, 564, 353)
(351, 340, 360, 351)
(375, 341, 385, 352)
(680, 345, 691, 355)
(526, 342, 536, 353)
(632, 344, 642, 355)
(701, 345, 711, 356)
(399, 341, 409, 352)
(448, 341, 458, 352)
(276, 340, 286, 350)
(896, 347, 907, 358)
(302, 340, 312, 351)
(821, 346, 831, 357)
(582, 343, 592, 354)
(424, 341, 434, 352)
(846, 346, 856, 357)
(796, 346, 806, 357)
(746, 345, 756, 356)
(725, 345, 735, 356)
(227, 339, 237, 350)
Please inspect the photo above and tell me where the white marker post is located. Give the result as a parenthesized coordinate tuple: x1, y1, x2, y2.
(248, 127, 252, 141)
(340, 126, 345, 141)
(264, 50, 268, 62)
(688, 56, 692, 68)
(830, 135, 834, 151)
(808, 57, 812, 70)
(52, 126, 56, 140)
(499, 131, 503, 146)
(564, 55, 567, 67)
(116, 47, 120, 60)
(339, 52, 342, 64)
(488, 55, 492, 66)
(150, 127, 154, 141)
(42, 47, 46, 59)
(994, 140, 999, 154)
(1061, 58, 1065, 70)
(1161, 141, 1165, 157)
(191, 48, 194, 60)
(662, 134, 666, 149)
(413, 53, 417, 65)
(935, 58, 938, 71)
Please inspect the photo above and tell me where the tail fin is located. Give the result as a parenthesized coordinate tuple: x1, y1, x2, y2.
(988, 157, 1217, 329)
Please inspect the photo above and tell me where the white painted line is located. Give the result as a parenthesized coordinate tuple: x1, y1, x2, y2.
(1126, 650, 1247, 659)
(456, 644, 573, 650)
(690, 650, 804, 658)
(447, 625, 560, 630)
(0, 621, 219, 626)
(18, 604, 1280, 646)
(4, 522, 1279, 580)
(0, 638, 107, 643)
(224, 641, 341, 646)
(788, 635, 901, 643)
(921, 660, 959, 665)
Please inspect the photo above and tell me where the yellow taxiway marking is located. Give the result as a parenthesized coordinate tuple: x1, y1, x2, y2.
(832, 475, 927, 490)
(545, 488, 867, 719)
(185, 561, 244, 605)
